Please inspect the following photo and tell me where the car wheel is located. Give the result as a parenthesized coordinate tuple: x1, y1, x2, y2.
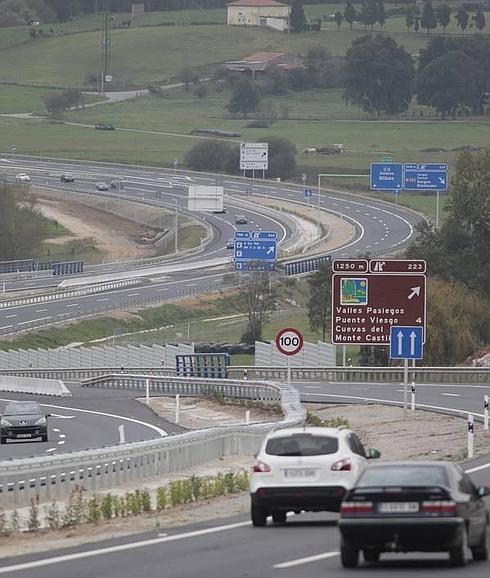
(450, 526, 468, 567)
(251, 501, 267, 527)
(471, 526, 488, 561)
(341, 539, 359, 568)
(272, 511, 287, 525)
(0, 437, 6, 445)
(363, 549, 380, 563)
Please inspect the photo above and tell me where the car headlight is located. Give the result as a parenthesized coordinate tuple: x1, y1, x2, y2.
(1, 418, 12, 426)
(34, 417, 47, 426)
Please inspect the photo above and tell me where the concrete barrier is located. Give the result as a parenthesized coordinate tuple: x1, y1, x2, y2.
(0, 375, 71, 397)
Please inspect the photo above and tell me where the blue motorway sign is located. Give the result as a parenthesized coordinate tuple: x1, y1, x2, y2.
(370, 163, 403, 190)
(234, 231, 277, 240)
(389, 326, 424, 359)
(404, 163, 448, 191)
(304, 188, 313, 199)
(234, 261, 275, 272)
(234, 239, 277, 261)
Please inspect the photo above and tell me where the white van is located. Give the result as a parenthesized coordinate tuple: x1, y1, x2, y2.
(16, 173, 31, 183)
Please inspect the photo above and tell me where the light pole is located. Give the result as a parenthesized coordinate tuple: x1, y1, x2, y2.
(174, 198, 179, 253)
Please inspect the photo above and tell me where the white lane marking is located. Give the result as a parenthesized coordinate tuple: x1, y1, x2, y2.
(50, 414, 75, 419)
(186, 283, 197, 287)
(58, 434, 66, 438)
(18, 316, 51, 324)
(0, 398, 167, 437)
(5, 314, 17, 318)
(35, 309, 48, 313)
(65, 303, 78, 307)
(52, 428, 60, 432)
(0, 520, 251, 574)
(57, 440, 65, 445)
(0, 325, 13, 330)
(45, 448, 56, 453)
(96, 298, 109, 302)
(441, 393, 460, 397)
(304, 385, 321, 389)
(466, 462, 490, 474)
(273, 551, 339, 568)
(157, 288, 168, 292)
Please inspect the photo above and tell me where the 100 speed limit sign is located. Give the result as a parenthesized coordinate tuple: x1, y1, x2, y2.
(275, 327, 304, 356)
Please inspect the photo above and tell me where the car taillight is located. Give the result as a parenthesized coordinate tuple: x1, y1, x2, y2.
(421, 500, 457, 514)
(331, 458, 352, 471)
(252, 460, 271, 473)
(341, 501, 374, 514)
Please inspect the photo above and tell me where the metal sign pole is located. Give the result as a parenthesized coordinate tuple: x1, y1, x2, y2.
(287, 355, 291, 386)
(317, 174, 321, 236)
(403, 358, 408, 415)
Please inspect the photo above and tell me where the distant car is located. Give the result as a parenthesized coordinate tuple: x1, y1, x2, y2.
(338, 460, 490, 568)
(1, 401, 50, 443)
(226, 240, 234, 250)
(110, 179, 125, 189)
(235, 215, 248, 225)
(60, 172, 75, 182)
(95, 123, 115, 131)
(95, 182, 109, 191)
(249, 427, 380, 526)
(15, 173, 31, 183)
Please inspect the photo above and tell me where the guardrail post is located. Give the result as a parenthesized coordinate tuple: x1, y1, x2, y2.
(410, 382, 415, 412)
(175, 393, 180, 425)
(118, 425, 125, 444)
(484, 395, 489, 431)
(467, 414, 474, 459)
(146, 378, 150, 405)
(245, 410, 250, 425)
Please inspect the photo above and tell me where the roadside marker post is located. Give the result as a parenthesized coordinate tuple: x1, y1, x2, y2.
(411, 382, 416, 412)
(175, 393, 180, 425)
(245, 410, 250, 425)
(118, 424, 125, 445)
(484, 395, 489, 431)
(467, 414, 474, 459)
(145, 378, 150, 405)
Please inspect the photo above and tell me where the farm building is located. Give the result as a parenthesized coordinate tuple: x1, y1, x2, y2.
(227, 0, 290, 32)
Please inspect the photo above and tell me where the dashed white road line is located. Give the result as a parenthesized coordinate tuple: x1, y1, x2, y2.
(273, 551, 339, 568)
(441, 393, 460, 397)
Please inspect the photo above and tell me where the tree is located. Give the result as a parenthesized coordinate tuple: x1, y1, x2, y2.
(227, 78, 260, 118)
(416, 50, 482, 118)
(180, 68, 198, 91)
(257, 99, 278, 126)
(437, 4, 451, 34)
(344, 1, 356, 31)
(343, 34, 415, 116)
(334, 10, 343, 31)
(455, 7, 469, 33)
(44, 93, 68, 117)
(239, 271, 277, 344)
(358, 0, 378, 31)
(289, 0, 306, 33)
(377, 0, 386, 29)
(260, 137, 297, 179)
(420, 0, 437, 34)
(307, 261, 331, 341)
(474, 9, 486, 32)
(414, 17, 420, 32)
(184, 140, 234, 173)
(405, 6, 415, 31)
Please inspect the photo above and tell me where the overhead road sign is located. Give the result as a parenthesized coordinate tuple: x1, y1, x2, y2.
(390, 326, 424, 359)
(284, 254, 331, 276)
(331, 259, 426, 345)
(275, 327, 304, 356)
(370, 163, 403, 190)
(234, 239, 277, 262)
(304, 188, 313, 199)
(240, 142, 268, 170)
(403, 163, 448, 190)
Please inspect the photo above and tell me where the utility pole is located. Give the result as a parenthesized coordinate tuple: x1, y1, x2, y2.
(100, 0, 111, 95)
(175, 198, 179, 253)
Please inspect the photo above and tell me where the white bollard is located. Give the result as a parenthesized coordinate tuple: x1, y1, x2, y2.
(410, 382, 416, 412)
(118, 424, 125, 445)
(245, 410, 250, 425)
(484, 395, 489, 431)
(145, 378, 150, 405)
(467, 414, 474, 459)
(175, 393, 180, 425)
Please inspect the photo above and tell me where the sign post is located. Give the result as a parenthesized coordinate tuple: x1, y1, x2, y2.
(403, 163, 448, 230)
(234, 230, 277, 271)
(275, 327, 304, 386)
(240, 142, 268, 175)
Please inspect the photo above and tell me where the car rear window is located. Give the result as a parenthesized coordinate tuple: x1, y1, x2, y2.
(357, 465, 449, 488)
(265, 434, 339, 457)
(4, 402, 40, 416)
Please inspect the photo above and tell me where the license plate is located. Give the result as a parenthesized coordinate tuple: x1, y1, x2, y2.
(16, 433, 32, 438)
(378, 502, 419, 513)
(283, 469, 316, 479)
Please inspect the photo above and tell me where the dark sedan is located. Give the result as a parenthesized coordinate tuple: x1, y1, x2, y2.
(1, 401, 50, 443)
(338, 461, 489, 568)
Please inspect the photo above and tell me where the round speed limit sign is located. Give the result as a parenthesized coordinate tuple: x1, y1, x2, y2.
(275, 327, 304, 356)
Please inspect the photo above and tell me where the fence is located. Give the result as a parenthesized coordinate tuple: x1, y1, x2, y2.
(0, 374, 304, 507)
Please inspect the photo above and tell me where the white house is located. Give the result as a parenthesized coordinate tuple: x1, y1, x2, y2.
(227, 0, 290, 31)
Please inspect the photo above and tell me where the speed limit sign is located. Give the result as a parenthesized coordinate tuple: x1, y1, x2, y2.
(275, 327, 304, 356)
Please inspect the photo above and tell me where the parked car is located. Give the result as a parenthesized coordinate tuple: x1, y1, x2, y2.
(338, 460, 489, 568)
(1, 401, 50, 443)
(235, 214, 248, 225)
(110, 179, 125, 189)
(15, 173, 31, 183)
(60, 172, 75, 182)
(95, 123, 115, 131)
(95, 182, 109, 191)
(249, 427, 380, 526)
(226, 240, 234, 250)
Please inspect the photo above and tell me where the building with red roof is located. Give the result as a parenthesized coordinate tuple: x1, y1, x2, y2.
(227, 0, 290, 31)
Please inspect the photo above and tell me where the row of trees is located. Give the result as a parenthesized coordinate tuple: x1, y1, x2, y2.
(343, 34, 490, 118)
(44, 89, 83, 116)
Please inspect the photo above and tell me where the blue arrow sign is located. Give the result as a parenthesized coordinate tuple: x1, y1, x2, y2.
(404, 163, 448, 191)
(234, 230, 277, 240)
(304, 188, 313, 198)
(370, 163, 403, 190)
(234, 239, 277, 261)
(389, 326, 424, 359)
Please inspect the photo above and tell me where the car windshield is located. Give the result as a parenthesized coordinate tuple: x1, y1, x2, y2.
(4, 402, 41, 416)
(266, 434, 338, 456)
(357, 465, 450, 488)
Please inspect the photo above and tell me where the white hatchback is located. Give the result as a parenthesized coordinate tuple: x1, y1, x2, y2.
(249, 427, 380, 526)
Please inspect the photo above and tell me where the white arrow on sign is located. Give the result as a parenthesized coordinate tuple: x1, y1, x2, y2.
(438, 177, 445, 184)
(266, 246, 274, 255)
(397, 331, 404, 356)
(408, 286, 421, 300)
(409, 331, 417, 356)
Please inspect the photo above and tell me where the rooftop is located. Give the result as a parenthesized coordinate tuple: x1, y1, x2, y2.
(227, 0, 287, 6)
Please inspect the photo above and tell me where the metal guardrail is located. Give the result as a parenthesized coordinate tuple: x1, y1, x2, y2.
(0, 278, 141, 309)
(0, 374, 304, 507)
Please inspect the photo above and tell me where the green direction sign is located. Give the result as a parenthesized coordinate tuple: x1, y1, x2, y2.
(380, 156, 392, 163)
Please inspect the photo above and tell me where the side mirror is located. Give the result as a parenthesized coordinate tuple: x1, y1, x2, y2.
(477, 486, 490, 498)
(366, 448, 381, 459)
